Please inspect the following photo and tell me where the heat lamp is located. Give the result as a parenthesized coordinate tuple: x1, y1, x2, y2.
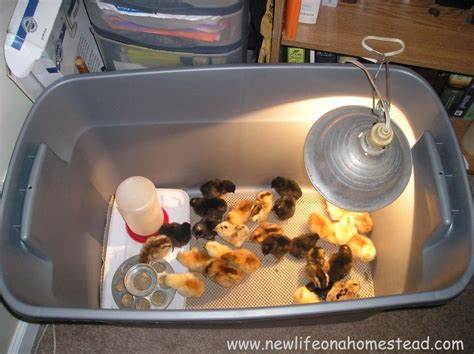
(304, 36, 413, 212)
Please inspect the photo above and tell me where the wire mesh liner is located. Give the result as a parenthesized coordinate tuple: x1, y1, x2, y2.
(186, 191, 375, 309)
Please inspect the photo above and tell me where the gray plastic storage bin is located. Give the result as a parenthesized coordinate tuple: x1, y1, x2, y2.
(0, 65, 472, 322)
(94, 31, 243, 70)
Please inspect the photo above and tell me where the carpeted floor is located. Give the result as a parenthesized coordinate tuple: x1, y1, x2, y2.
(32, 175, 474, 353)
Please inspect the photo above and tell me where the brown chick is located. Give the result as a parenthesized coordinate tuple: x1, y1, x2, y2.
(250, 222, 284, 243)
(250, 191, 273, 223)
(347, 234, 376, 262)
(326, 280, 360, 302)
(261, 234, 292, 259)
(293, 286, 321, 304)
(308, 213, 337, 244)
(177, 247, 212, 273)
(271, 176, 303, 200)
(214, 221, 250, 248)
(307, 247, 330, 272)
(163, 273, 205, 297)
(139, 235, 172, 263)
(220, 249, 261, 273)
(204, 241, 232, 258)
(200, 179, 236, 199)
(306, 281, 332, 300)
(289, 233, 319, 258)
(306, 247, 330, 289)
(273, 196, 297, 220)
(328, 245, 353, 282)
(203, 259, 244, 288)
(226, 199, 253, 225)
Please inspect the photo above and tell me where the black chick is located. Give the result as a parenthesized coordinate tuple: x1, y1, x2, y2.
(261, 234, 292, 259)
(158, 222, 191, 248)
(305, 247, 330, 289)
(271, 176, 303, 200)
(192, 217, 220, 240)
(328, 245, 353, 282)
(200, 179, 236, 199)
(190, 197, 227, 219)
(289, 233, 319, 258)
(273, 196, 296, 220)
(306, 281, 332, 300)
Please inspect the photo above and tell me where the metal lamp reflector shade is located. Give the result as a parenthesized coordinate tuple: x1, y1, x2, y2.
(304, 105, 412, 212)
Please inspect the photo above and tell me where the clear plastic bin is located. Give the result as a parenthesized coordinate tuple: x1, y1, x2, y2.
(85, 0, 244, 52)
(94, 31, 243, 70)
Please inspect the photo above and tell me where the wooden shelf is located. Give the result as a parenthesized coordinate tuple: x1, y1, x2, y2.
(272, 0, 474, 75)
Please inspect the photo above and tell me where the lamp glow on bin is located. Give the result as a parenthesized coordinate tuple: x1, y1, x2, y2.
(115, 176, 167, 242)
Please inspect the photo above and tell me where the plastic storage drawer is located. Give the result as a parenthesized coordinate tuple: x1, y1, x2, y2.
(94, 31, 243, 69)
(85, 0, 244, 52)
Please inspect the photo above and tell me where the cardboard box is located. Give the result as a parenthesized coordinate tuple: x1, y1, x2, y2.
(4, 0, 104, 101)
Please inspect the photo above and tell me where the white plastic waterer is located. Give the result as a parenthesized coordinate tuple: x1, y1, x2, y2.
(115, 176, 166, 240)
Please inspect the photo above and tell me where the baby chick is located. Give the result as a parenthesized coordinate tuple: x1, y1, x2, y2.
(204, 241, 232, 258)
(326, 280, 361, 302)
(306, 247, 330, 289)
(332, 214, 358, 245)
(200, 179, 236, 199)
(250, 222, 284, 243)
(214, 221, 250, 248)
(163, 273, 205, 297)
(305, 281, 331, 300)
(289, 233, 319, 258)
(326, 201, 373, 234)
(308, 213, 336, 243)
(308, 213, 356, 245)
(261, 234, 292, 259)
(250, 191, 273, 223)
(220, 249, 261, 273)
(139, 235, 172, 263)
(307, 246, 329, 273)
(192, 217, 219, 240)
(177, 247, 212, 273)
(203, 259, 244, 288)
(190, 197, 227, 219)
(293, 286, 321, 304)
(273, 196, 297, 220)
(347, 234, 376, 262)
(158, 222, 191, 248)
(271, 176, 303, 200)
(226, 199, 253, 225)
(328, 245, 353, 282)
(352, 212, 373, 234)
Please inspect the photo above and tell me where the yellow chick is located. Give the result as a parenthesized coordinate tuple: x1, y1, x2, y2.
(163, 273, 205, 297)
(177, 248, 211, 273)
(226, 199, 253, 225)
(347, 234, 376, 262)
(204, 241, 232, 258)
(293, 286, 321, 304)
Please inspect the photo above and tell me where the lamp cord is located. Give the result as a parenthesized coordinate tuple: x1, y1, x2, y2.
(342, 58, 392, 131)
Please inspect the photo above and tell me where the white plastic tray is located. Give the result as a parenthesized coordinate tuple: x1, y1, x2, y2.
(101, 188, 190, 309)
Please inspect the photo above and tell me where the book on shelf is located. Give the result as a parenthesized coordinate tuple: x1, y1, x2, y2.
(454, 81, 474, 120)
(440, 74, 472, 116)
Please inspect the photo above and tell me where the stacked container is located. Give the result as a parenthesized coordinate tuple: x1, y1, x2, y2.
(84, 0, 247, 69)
